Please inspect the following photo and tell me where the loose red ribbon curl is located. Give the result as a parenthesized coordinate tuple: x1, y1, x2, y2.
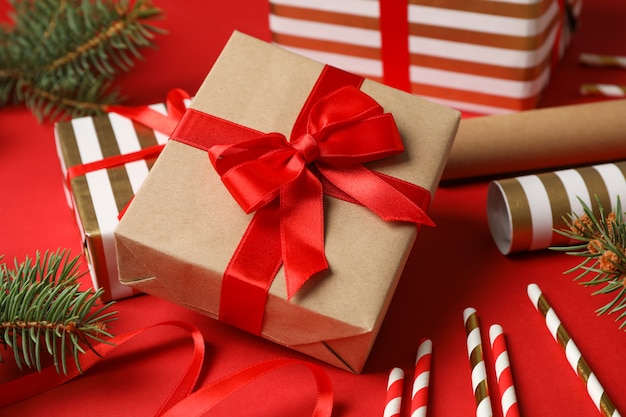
(171, 65, 433, 335)
(0, 321, 334, 417)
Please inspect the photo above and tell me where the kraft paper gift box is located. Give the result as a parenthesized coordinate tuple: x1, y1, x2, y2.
(114, 31, 459, 373)
(55, 100, 185, 301)
(269, 0, 582, 115)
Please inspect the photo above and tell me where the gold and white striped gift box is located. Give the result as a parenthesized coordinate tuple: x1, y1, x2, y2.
(54, 104, 171, 301)
(487, 161, 626, 255)
(269, 0, 581, 115)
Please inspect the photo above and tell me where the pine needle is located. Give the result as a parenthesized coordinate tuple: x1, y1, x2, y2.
(0, 249, 117, 374)
(0, 0, 165, 122)
(552, 196, 626, 330)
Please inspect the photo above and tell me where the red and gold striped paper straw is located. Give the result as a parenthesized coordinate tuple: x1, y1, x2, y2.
(410, 338, 432, 417)
(384, 367, 404, 417)
(579, 53, 626, 68)
(489, 325, 521, 417)
(464, 308, 493, 417)
(527, 283, 623, 417)
(580, 84, 626, 97)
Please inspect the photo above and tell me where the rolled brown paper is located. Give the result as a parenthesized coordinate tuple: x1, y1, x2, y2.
(442, 99, 626, 181)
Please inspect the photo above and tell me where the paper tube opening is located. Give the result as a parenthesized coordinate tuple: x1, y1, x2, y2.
(487, 181, 513, 255)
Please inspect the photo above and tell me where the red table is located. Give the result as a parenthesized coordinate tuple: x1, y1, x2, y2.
(1, 1, 625, 416)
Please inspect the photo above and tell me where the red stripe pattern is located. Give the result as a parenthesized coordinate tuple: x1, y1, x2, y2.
(489, 324, 521, 417)
(410, 338, 432, 417)
(384, 367, 405, 417)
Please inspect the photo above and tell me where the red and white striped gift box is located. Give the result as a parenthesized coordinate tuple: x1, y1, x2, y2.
(269, 0, 582, 115)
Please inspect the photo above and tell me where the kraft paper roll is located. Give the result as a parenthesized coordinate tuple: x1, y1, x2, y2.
(443, 99, 626, 181)
(487, 161, 626, 255)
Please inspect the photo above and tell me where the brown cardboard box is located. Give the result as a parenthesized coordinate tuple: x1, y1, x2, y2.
(114, 31, 459, 372)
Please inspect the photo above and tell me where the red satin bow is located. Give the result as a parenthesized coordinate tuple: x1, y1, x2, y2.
(209, 85, 433, 300)
(171, 65, 433, 335)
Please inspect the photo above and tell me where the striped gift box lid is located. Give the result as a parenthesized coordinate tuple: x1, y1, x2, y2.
(270, 0, 582, 114)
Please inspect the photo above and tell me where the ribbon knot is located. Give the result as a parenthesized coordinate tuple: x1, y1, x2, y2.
(171, 66, 434, 335)
(291, 133, 319, 164)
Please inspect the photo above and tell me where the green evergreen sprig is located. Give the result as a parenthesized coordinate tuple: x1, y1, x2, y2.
(551, 196, 626, 329)
(0, 0, 165, 121)
(0, 249, 117, 374)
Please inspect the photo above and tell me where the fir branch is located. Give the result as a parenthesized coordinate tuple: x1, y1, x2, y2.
(551, 196, 626, 329)
(0, 249, 117, 374)
(0, 0, 165, 121)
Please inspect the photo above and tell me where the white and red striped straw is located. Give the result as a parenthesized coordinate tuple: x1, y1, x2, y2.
(384, 367, 405, 417)
(489, 324, 521, 417)
(580, 84, 626, 97)
(579, 53, 626, 68)
(527, 283, 623, 417)
(464, 307, 493, 417)
(410, 338, 432, 417)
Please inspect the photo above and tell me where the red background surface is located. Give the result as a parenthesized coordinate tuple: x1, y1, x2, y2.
(1, 1, 626, 416)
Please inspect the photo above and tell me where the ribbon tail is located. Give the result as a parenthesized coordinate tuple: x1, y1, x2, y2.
(159, 358, 334, 417)
(281, 172, 329, 299)
(105, 88, 190, 135)
(106, 104, 180, 136)
(319, 164, 434, 227)
(0, 321, 205, 410)
(219, 202, 283, 334)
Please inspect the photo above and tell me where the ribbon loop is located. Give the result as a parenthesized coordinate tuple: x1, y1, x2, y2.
(172, 65, 433, 334)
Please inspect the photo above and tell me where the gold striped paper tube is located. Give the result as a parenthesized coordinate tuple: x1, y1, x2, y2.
(384, 367, 405, 417)
(410, 338, 432, 417)
(580, 84, 626, 97)
(54, 104, 174, 301)
(269, 0, 581, 115)
(579, 53, 626, 68)
(464, 308, 493, 417)
(489, 325, 521, 417)
(527, 284, 623, 417)
(486, 161, 626, 254)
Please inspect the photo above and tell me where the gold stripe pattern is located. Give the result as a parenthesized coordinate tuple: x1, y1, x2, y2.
(528, 284, 621, 417)
(55, 107, 167, 301)
(541, 172, 571, 247)
(579, 53, 626, 69)
(600, 393, 619, 417)
(93, 116, 136, 213)
(464, 308, 493, 417)
(580, 84, 626, 97)
(490, 161, 626, 254)
(578, 166, 610, 218)
(408, 0, 552, 19)
(504, 178, 533, 253)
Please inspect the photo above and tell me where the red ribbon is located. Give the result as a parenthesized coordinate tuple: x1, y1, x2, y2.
(104, 88, 190, 137)
(0, 321, 204, 413)
(160, 357, 333, 417)
(0, 321, 333, 417)
(380, 0, 411, 92)
(65, 88, 190, 182)
(170, 65, 433, 335)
